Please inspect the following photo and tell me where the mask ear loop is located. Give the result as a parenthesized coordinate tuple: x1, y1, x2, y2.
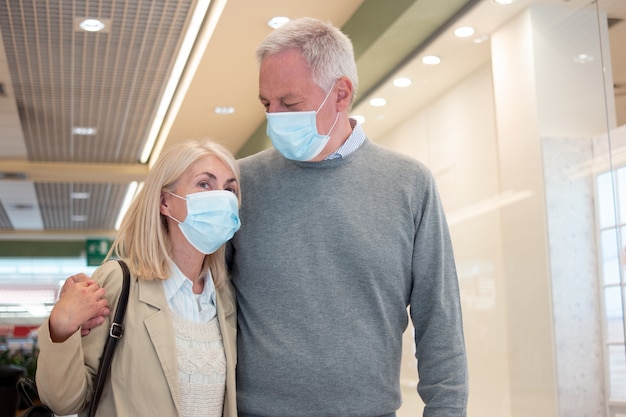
(325, 112, 340, 137)
(316, 83, 340, 136)
(168, 191, 186, 200)
(165, 191, 185, 223)
(315, 84, 336, 114)
(167, 215, 181, 224)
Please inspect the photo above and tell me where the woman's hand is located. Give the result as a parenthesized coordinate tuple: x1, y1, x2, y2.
(48, 275, 109, 342)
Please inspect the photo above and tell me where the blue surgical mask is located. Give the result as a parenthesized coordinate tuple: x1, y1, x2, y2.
(167, 190, 240, 255)
(266, 86, 339, 161)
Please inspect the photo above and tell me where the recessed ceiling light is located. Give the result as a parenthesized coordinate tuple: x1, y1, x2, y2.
(492, 0, 517, 4)
(454, 26, 475, 38)
(393, 77, 412, 88)
(473, 34, 490, 44)
(71, 192, 90, 199)
(71, 214, 88, 222)
(422, 55, 441, 65)
(268, 16, 290, 29)
(369, 97, 387, 107)
(72, 127, 97, 136)
(8, 203, 34, 211)
(79, 18, 106, 32)
(214, 106, 235, 115)
(574, 54, 594, 64)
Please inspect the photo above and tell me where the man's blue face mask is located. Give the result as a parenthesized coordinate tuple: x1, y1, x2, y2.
(265, 86, 339, 161)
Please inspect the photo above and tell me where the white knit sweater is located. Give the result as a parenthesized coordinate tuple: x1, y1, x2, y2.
(171, 310, 225, 417)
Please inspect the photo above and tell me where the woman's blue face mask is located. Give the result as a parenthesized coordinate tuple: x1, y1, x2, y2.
(265, 86, 339, 161)
(167, 190, 240, 254)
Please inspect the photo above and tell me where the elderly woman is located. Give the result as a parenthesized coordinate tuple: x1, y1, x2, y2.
(36, 139, 240, 417)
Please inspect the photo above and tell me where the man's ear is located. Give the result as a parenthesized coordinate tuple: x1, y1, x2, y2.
(335, 77, 353, 112)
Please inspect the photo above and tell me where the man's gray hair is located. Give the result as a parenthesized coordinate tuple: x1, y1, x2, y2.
(256, 17, 359, 104)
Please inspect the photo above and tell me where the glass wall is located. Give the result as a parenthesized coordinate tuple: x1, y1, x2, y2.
(598, 165, 626, 405)
(349, 0, 626, 416)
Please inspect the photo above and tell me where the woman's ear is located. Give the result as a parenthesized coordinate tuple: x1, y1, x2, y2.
(160, 193, 170, 216)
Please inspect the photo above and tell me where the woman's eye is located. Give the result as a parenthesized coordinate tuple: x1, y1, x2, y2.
(199, 182, 210, 189)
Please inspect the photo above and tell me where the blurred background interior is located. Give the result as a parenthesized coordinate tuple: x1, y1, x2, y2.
(0, 0, 625, 416)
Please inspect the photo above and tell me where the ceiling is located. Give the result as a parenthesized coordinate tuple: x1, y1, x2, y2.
(0, 0, 625, 325)
(0, 0, 624, 242)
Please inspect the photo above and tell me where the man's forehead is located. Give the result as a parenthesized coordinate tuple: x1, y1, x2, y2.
(259, 89, 304, 101)
(258, 77, 316, 101)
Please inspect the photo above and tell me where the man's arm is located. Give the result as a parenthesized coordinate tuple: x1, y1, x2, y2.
(411, 174, 468, 416)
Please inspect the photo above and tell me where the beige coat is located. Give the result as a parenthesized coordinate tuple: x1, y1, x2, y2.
(36, 260, 237, 417)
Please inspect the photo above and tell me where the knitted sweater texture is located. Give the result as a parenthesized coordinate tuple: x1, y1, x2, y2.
(230, 139, 468, 417)
(171, 313, 225, 417)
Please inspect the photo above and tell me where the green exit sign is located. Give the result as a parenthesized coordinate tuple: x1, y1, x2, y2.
(86, 239, 112, 266)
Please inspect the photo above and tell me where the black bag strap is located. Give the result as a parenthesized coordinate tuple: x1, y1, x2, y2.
(16, 376, 54, 416)
(88, 259, 131, 417)
(16, 376, 38, 408)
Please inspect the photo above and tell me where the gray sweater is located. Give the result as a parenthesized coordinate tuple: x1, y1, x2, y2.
(230, 138, 468, 417)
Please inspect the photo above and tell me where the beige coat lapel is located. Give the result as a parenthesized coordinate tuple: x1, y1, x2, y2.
(216, 281, 238, 417)
(133, 276, 238, 417)
(137, 279, 181, 414)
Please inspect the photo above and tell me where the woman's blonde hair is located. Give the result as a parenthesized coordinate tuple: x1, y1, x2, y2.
(106, 139, 241, 288)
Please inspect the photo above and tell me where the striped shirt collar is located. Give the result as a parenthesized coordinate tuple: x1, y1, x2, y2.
(325, 118, 366, 160)
(163, 261, 217, 321)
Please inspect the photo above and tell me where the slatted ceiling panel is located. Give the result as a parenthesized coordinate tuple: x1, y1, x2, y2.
(103, 1, 191, 161)
(35, 182, 127, 230)
(35, 183, 69, 229)
(0, 203, 12, 230)
(0, 0, 195, 164)
(83, 183, 123, 229)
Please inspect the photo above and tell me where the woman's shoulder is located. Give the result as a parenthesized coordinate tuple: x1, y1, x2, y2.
(92, 259, 127, 303)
